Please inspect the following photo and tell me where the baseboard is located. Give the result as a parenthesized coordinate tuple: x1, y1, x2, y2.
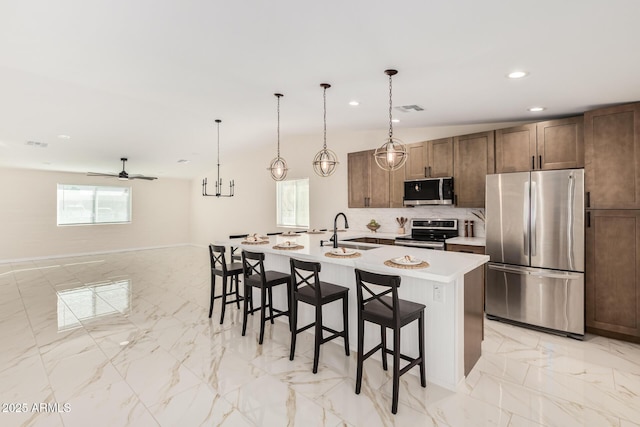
(0, 243, 197, 265)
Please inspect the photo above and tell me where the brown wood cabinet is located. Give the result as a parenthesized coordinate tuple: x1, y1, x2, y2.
(495, 116, 584, 173)
(405, 138, 454, 179)
(389, 164, 405, 208)
(453, 131, 495, 208)
(586, 210, 640, 341)
(348, 150, 390, 208)
(585, 102, 640, 209)
(346, 237, 395, 245)
(446, 243, 485, 254)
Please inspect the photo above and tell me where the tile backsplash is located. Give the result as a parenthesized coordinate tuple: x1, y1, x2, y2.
(346, 206, 485, 237)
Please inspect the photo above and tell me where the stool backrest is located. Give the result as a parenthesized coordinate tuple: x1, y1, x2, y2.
(209, 244, 230, 274)
(290, 258, 322, 299)
(242, 250, 266, 284)
(354, 269, 401, 324)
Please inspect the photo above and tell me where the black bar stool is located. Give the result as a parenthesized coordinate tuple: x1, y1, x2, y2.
(289, 258, 350, 374)
(241, 250, 291, 344)
(208, 245, 244, 324)
(228, 234, 248, 262)
(354, 269, 426, 414)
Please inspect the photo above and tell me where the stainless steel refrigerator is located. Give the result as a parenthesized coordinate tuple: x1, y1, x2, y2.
(485, 169, 585, 338)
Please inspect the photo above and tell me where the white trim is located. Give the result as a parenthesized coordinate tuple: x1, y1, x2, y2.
(0, 243, 195, 265)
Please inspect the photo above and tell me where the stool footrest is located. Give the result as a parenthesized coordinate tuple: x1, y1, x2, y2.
(399, 357, 423, 377)
(362, 343, 384, 361)
(295, 322, 316, 334)
(320, 331, 344, 345)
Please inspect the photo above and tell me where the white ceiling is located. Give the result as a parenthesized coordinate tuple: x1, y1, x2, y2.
(1, 0, 639, 179)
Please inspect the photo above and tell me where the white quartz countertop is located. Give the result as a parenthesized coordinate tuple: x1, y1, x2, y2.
(217, 230, 488, 283)
(445, 237, 486, 247)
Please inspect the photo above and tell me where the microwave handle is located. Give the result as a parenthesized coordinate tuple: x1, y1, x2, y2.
(439, 178, 443, 201)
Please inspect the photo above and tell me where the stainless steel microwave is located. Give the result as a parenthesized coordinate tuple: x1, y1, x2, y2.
(403, 177, 454, 206)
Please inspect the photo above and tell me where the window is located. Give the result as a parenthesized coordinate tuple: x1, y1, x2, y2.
(57, 184, 131, 225)
(276, 178, 309, 228)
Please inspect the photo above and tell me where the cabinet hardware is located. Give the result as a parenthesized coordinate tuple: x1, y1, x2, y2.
(539, 155, 542, 169)
(531, 156, 535, 170)
(428, 166, 432, 177)
(454, 194, 458, 205)
(586, 192, 590, 208)
(424, 167, 428, 177)
(587, 211, 591, 227)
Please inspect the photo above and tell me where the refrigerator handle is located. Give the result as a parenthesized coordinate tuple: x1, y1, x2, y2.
(531, 180, 537, 256)
(567, 174, 576, 270)
(523, 182, 529, 256)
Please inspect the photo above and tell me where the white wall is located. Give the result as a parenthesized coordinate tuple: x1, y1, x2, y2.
(189, 121, 522, 245)
(0, 168, 191, 261)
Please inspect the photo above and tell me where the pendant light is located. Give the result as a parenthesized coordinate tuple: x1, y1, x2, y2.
(268, 93, 288, 181)
(374, 69, 408, 171)
(202, 119, 234, 197)
(313, 83, 339, 177)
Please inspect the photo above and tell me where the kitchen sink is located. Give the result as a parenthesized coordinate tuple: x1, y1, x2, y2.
(336, 243, 377, 251)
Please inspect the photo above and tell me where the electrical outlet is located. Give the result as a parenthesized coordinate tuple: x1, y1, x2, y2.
(433, 285, 443, 303)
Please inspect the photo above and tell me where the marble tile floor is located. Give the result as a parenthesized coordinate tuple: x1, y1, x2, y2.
(1, 246, 640, 426)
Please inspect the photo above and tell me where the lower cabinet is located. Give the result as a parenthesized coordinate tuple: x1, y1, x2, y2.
(347, 237, 395, 245)
(586, 210, 640, 341)
(445, 243, 485, 254)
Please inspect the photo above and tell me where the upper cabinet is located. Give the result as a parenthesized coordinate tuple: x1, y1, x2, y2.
(389, 165, 406, 208)
(585, 102, 640, 209)
(495, 116, 584, 173)
(454, 131, 495, 208)
(347, 150, 390, 208)
(405, 138, 454, 179)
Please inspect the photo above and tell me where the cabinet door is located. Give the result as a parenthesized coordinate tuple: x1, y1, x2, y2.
(427, 137, 454, 177)
(537, 116, 584, 170)
(585, 103, 640, 209)
(495, 124, 536, 173)
(586, 210, 640, 338)
(446, 244, 485, 254)
(369, 151, 391, 208)
(389, 164, 406, 208)
(405, 142, 428, 179)
(454, 131, 495, 208)
(348, 151, 369, 208)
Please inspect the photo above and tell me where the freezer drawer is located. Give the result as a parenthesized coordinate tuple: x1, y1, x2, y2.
(486, 263, 584, 336)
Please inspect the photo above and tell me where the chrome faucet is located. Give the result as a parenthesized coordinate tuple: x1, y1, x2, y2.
(332, 212, 349, 248)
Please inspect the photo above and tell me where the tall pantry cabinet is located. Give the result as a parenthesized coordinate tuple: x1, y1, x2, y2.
(585, 102, 640, 342)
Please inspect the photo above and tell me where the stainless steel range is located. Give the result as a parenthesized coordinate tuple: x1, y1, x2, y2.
(394, 218, 458, 250)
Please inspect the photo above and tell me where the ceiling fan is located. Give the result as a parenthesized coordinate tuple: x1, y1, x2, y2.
(87, 157, 158, 181)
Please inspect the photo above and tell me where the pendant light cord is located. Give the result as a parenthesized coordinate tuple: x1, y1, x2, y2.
(388, 73, 394, 139)
(216, 121, 220, 167)
(276, 94, 281, 157)
(323, 85, 327, 150)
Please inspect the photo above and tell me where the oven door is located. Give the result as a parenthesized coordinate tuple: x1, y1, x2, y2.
(394, 240, 445, 250)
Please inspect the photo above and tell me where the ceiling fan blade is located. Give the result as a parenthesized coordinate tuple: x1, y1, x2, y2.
(128, 175, 158, 180)
(87, 172, 119, 177)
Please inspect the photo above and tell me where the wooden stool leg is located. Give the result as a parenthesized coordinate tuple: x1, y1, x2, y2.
(220, 275, 228, 324)
(289, 297, 298, 361)
(381, 326, 388, 371)
(259, 288, 267, 344)
(419, 312, 426, 387)
(242, 284, 250, 336)
(267, 286, 275, 324)
(355, 316, 364, 395)
(342, 293, 350, 356)
(392, 328, 400, 414)
(208, 273, 216, 318)
(234, 275, 241, 309)
(313, 305, 322, 374)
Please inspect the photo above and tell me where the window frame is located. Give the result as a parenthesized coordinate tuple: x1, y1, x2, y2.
(57, 184, 132, 226)
(276, 178, 310, 229)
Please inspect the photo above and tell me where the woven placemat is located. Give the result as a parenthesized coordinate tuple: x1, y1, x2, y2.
(272, 245, 304, 251)
(384, 260, 430, 269)
(325, 252, 362, 259)
(280, 233, 301, 237)
(241, 240, 269, 245)
(307, 231, 325, 234)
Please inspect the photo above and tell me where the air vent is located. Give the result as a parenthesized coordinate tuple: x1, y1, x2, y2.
(395, 105, 425, 113)
(26, 141, 48, 148)
(177, 159, 190, 164)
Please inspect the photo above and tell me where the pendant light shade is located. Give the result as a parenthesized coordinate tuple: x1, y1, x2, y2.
(268, 93, 288, 181)
(313, 83, 339, 177)
(374, 69, 407, 171)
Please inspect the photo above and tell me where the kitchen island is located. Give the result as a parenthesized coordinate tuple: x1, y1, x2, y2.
(216, 231, 489, 391)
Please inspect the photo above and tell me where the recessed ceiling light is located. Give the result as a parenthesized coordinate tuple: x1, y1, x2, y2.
(391, 119, 400, 123)
(507, 71, 528, 79)
(528, 106, 546, 112)
(348, 100, 360, 106)
(57, 134, 71, 139)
